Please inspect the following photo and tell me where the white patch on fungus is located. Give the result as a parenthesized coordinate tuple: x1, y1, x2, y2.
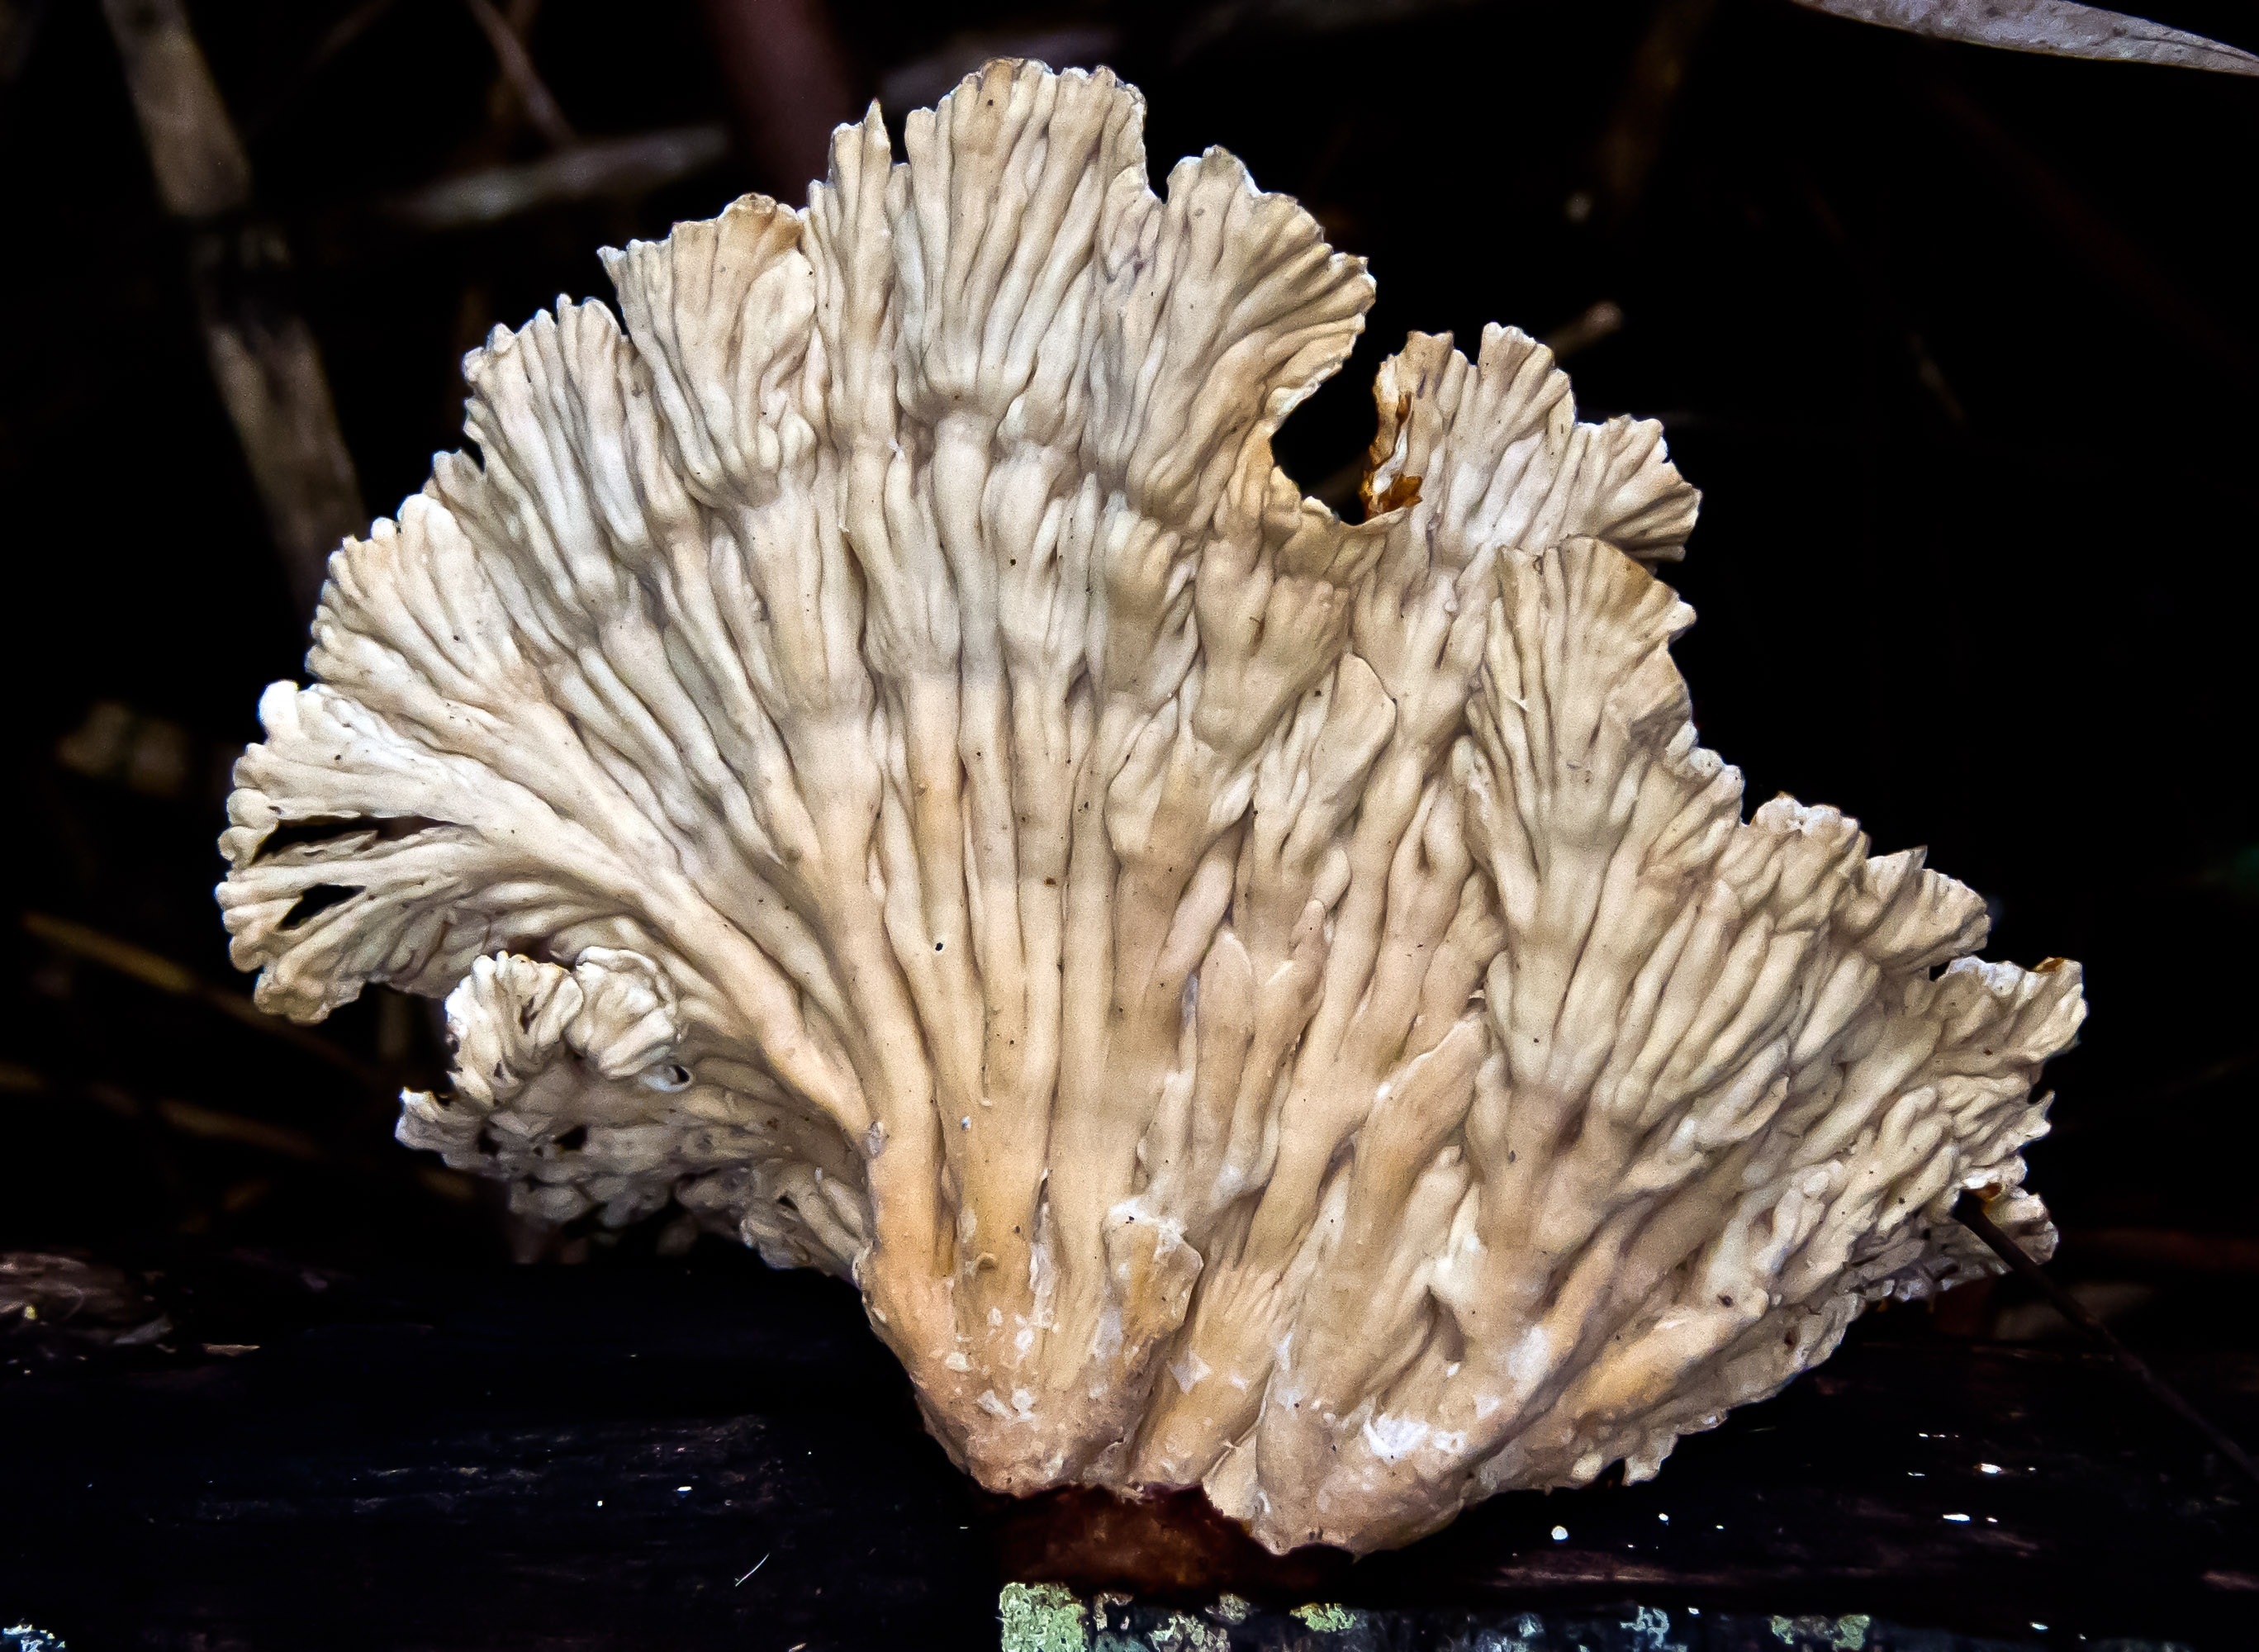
(1360, 1413, 1431, 1464)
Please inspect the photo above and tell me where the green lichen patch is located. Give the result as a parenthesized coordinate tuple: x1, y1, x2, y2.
(1768, 1613, 1871, 1650)
(1146, 1610, 1229, 1652)
(1001, 1583, 1089, 1652)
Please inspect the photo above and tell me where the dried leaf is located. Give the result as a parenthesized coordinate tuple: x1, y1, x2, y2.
(1791, 0, 2259, 74)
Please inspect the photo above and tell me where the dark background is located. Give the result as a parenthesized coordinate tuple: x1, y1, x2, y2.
(0, 1, 2255, 1647)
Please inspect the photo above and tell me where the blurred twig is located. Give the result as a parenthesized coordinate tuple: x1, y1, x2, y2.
(462, 0, 574, 150)
(156, 1099, 325, 1162)
(1924, 75, 2255, 381)
(21, 912, 382, 1094)
(1542, 301, 1626, 361)
(1954, 1190, 2259, 1488)
(100, 0, 251, 216)
(381, 125, 730, 232)
(97, 0, 364, 618)
(480, 0, 543, 129)
(1587, 0, 1723, 232)
(363, 0, 719, 239)
(1795, 173, 1968, 424)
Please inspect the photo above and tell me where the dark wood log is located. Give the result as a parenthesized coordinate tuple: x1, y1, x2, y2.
(0, 1257, 2251, 1650)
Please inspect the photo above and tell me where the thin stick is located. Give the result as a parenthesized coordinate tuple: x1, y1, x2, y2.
(381, 125, 728, 233)
(22, 912, 385, 1094)
(1587, 0, 1724, 231)
(461, 0, 574, 150)
(1924, 78, 2254, 382)
(1953, 1190, 2259, 1488)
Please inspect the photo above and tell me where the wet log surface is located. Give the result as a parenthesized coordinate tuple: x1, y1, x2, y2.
(0, 1255, 2252, 1650)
